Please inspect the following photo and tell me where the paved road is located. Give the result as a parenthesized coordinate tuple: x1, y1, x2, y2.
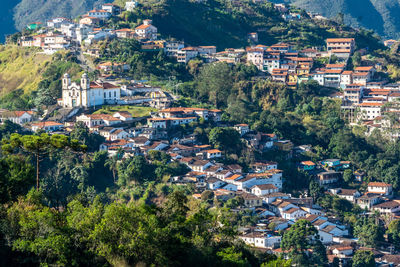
(76, 47, 95, 72)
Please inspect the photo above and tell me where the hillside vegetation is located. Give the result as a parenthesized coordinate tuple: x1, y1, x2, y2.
(0, 46, 82, 109)
(275, 0, 400, 39)
(0, 46, 52, 95)
(112, 0, 382, 50)
(13, 0, 112, 31)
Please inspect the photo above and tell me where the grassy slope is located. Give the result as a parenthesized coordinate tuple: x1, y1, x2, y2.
(0, 46, 52, 96)
(93, 105, 156, 117)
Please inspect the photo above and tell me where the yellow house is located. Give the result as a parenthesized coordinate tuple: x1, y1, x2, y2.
(297, 67, 310, 75)
(288, 74, 298, 84)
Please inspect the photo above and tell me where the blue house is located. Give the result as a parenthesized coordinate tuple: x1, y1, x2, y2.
(321, 159, 340, 168)
(300, 161, 316, 171)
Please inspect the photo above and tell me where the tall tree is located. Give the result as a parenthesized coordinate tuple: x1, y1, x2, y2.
(281, 219, 327, 266)
(352, 250, 375, 267)
(2, 133, 86, 190)
(387, 219, 400, 249)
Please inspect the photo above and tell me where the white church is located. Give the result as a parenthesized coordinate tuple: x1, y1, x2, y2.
(61, 73, 121, 108)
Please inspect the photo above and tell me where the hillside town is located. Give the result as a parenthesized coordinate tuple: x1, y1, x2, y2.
(3, 1, 400, 266)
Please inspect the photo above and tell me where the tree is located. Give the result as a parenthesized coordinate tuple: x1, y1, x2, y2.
(117, 156, 154, 186)
(195, 62, 233, 108)
(216, 246, 249, 267)
(352, 52, 362, 67)
(1, 133, 86, 190)
(332, 197, 353, 215)
(0, 155, 35, 203)
(201, 190, 214, 203)
(309, 180, 324, 201)
(387, 220, 400, 249)
(70, 122, 105, 152)
(354, 217, 384, 247)
(85, 151, 114, 191)
(352, 250, 375, 267)
(281, 219, 327, 266)
(41, 151, 88, 208)
(261, 258, 292, 267)
(343, 169, 354, 183)
(208, 127, 242, 154)
(105, 150, 122, 183)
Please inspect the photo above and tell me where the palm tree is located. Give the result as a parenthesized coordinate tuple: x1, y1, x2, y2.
(105, 148, 124, 183)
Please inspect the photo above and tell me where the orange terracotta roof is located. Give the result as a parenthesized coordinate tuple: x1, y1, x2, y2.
(355, 66, 374, 71)
(206, 149, 222, 154)
(357, 102, 383, 107)
(327, 38, 355, 42)
(226, 174, 242, 181)
(135, 24, 152, 30)
(368, 182, 392, 187)
(32, 121, 63, 127)
(325, 69, 342, 74)
(342, 71, 353, 75)
(301, 161, 316, 166)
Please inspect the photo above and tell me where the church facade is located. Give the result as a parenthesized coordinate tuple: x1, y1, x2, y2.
(61, 73, 121, 108)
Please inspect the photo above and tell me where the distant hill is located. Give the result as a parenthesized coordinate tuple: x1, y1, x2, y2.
(114, 0, 382, 50)
(273, 0, 400, 39)
(13, 0, 112, 31)
(0, 0, 18, 43)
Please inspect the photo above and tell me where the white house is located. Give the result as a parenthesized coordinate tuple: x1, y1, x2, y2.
(368, 182, 393, 197)
(87, 9, 111, 19)
(251, 184, 279, 196)
(206, 177, 225, 190)
(0, 110, 33, 125)
(329, 188, 361, 202)
(76, 114, 121, 128)
(356, 193, 381, 210)
(332, 246, 354, 258)
(205, 149, 222, 159)
(234, 124, 250, 136)
(31, 121, 64, 132)
(113, 111, 133, 121)
(188, 160, 213, 172)
(357, 102, 383, 120)
(135, 19, 157, 40)
(110, 129, 130, 141)
(282, 208, 307, 221)
(239, 232, 281, 249)
(177, 47, 199, 63)
(372, 200, 400, 215)
(125, 1, 138, 11)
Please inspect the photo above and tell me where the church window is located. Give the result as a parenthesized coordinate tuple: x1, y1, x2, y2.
(109, 92, 111, 97)
(104, 92, 106, 98)
(114, 91, 116, 97)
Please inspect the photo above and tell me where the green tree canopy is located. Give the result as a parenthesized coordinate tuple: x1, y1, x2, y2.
(281, 219, 327, 266)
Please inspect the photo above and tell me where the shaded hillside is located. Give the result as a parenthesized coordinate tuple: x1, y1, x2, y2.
(274, 0, 400, 39)
(0, 0, 19, 43)
(118, 0, 383, 50)
(13, 0, 112, 31)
